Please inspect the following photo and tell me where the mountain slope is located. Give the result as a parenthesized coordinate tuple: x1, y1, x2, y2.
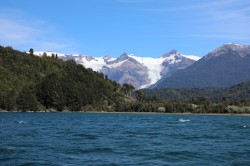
(154, 43, 250, 89)
(0, 46, 127, 112)
(35, 50, 199, 89)
(142, 80, 250, 101)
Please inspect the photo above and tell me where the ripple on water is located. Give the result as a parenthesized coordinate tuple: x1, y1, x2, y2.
(0, 113, 249, 165)
(73, 133, 99, 140)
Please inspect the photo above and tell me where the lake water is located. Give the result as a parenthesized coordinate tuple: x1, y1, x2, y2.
(0, 113, 249, 165)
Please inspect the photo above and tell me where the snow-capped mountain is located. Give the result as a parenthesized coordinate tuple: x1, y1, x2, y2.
(34, 50, 200, 89)
(153, 43, 250, 89)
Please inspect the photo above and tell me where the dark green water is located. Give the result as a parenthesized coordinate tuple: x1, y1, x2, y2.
(0, 113, 249, 165)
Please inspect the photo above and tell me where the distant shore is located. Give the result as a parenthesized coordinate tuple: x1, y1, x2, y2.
(82, 111, 250, 116)
(1, 109, 250, 116)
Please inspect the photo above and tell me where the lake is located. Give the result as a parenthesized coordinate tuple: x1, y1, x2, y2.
(0, 112, 249, 165)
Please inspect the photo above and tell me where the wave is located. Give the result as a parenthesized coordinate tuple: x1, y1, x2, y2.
(177, 118, 191, 123)
(17, 121, 27, 124)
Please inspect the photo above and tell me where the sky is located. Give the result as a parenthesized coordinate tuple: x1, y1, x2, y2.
(0, 0, 250, 57)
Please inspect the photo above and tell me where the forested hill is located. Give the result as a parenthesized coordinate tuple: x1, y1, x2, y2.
(142, 80, 250, 101)
(0, 46, 130, 112)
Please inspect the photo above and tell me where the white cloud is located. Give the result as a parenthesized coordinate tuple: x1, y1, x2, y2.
(0, 8, 78, 53)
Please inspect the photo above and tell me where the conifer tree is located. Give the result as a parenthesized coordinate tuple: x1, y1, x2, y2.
(29, 48, 34, 55)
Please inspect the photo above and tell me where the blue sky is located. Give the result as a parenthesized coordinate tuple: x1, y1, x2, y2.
(0, 0, 250, 57)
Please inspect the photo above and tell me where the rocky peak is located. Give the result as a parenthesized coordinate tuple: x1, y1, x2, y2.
(119, 52, 129, 60)
(103, 55, 111, 59)
(83, 56, 95, 61)
(161, 49, 180, 58)
(205, 43, 250, 59)
(103, 55, 112, 62)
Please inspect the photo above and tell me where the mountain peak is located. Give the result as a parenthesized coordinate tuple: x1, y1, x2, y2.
(226, 43, 247, 47)
(220, 43, 249, 51)
(161, 49, 180, 58)
(169, 49, 180, 54)
(219, 43, 249, 50)
(103, 55, 112, 61)
(119, 52, 129, 60)
(205, 43, 250, 59)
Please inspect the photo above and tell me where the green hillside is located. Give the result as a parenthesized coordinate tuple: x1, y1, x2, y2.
(142, 81, 250, 101)
(0, 46, 129, 112)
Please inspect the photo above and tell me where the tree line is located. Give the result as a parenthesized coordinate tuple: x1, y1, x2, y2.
(141, 81, 250, 102)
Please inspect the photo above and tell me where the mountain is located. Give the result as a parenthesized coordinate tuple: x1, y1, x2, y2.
(34, 50, 199, 89)
(153, 43, 250, 89)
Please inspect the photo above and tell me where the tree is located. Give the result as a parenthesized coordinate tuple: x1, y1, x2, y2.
(17, 86, 38, 111)
(37, 73, 65, 111)
(65, 85, 83, 111)
(135, 90, 144, 101)
(122, 83, 135, 97)
(29, 48, 34, 55)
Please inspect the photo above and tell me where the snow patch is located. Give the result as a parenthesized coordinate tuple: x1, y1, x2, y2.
(34, 51, 66, 57)
(182, 54, 201, 61)
(78, 57, 106, 71)
(128, 55, 166, 86)
(107, 60, 128, 68)
(227, 43, 245, 48)
(165, 54, 181, 64)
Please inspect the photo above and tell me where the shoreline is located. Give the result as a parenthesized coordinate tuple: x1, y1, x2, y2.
(81, 112, 250, 116)
(1, 110, 250, 116)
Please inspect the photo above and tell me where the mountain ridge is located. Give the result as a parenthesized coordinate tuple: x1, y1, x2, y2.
(34, 50, 200, 89)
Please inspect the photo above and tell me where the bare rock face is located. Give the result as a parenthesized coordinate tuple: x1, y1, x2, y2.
(102, 58, 150, 89)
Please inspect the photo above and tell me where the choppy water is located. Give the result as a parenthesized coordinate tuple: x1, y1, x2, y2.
(0, 113, 250, 165)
